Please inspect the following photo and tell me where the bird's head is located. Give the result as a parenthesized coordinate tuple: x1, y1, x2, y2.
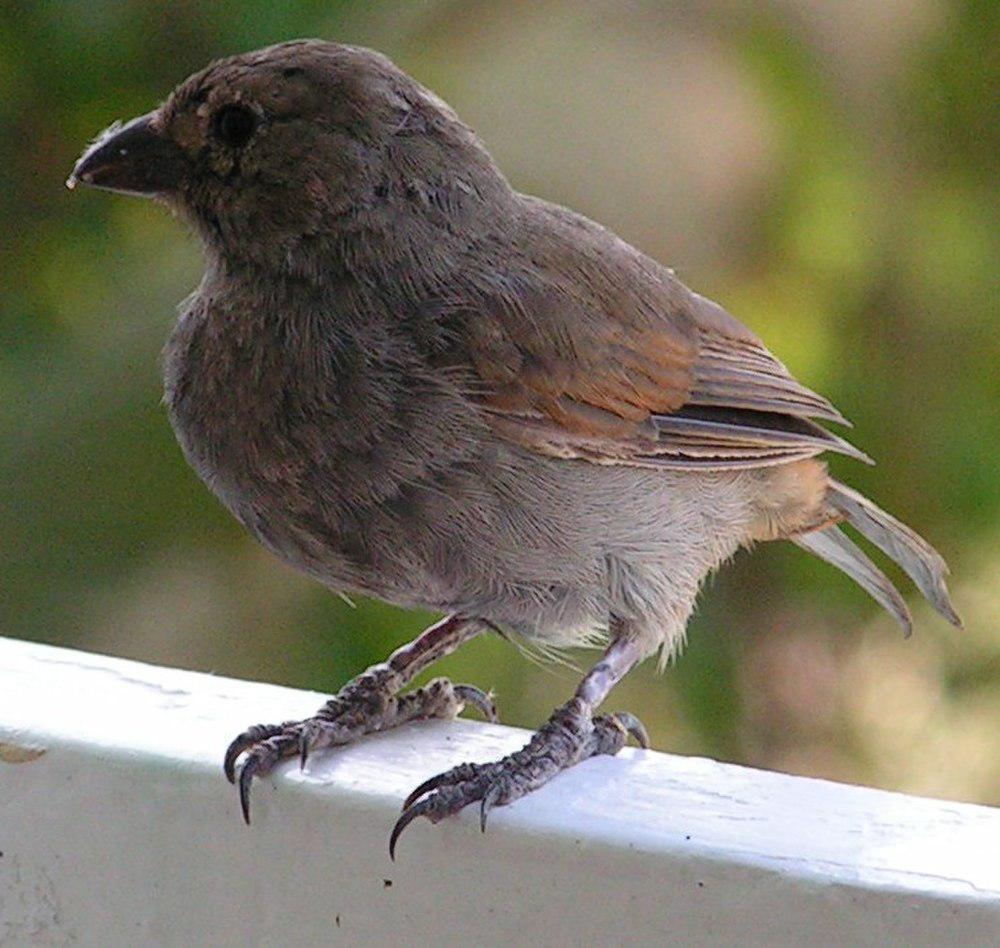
(68, 40, 507, 274)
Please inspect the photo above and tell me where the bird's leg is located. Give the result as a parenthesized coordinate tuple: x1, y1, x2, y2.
(225, 614, 496, 822)
(390, 630, 649, 857)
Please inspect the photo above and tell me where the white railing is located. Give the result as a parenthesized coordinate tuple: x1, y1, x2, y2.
(1, 636, 998, 946)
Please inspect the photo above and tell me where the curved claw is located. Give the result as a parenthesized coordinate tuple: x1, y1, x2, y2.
(223, 740, 243, 785)
(238, 758, 259, 825)
(223, 723, 284, 784)
(480, 782, 502, 833)
(389, 799, 430, 861)
(402, 775, 445, 813)
(402, 762, 484, 811)
(453, 684, 499, 723)
(298, 728, 311, 770)
(614, 711, 651, 749)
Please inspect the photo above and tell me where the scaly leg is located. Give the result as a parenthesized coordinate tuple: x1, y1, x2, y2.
(390, 631, 649, 858)
(225, 614, 496, 823)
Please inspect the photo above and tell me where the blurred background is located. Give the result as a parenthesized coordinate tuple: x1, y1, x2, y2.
(2, 1, 997, 805)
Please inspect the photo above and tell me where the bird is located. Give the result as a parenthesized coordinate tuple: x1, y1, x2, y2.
(68, 39, 961, 856)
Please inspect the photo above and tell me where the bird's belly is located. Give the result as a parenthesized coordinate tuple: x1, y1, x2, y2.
(334, 447, 761, 646)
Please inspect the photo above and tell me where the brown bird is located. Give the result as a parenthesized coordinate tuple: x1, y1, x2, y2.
(68, 40, 961, 855)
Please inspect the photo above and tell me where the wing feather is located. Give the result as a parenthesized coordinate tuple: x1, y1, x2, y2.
(436, 197, 861, 471)
(691, 334, 849, 426)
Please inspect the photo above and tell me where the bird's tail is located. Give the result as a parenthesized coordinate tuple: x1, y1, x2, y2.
(791, 480, 962, 637)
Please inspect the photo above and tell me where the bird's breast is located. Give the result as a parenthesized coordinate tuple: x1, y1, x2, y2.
(164, 298, 291, 511)
(161, 290, 487, 591)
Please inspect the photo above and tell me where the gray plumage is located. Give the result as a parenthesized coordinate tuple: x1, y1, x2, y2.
(68, 40, 961, 837)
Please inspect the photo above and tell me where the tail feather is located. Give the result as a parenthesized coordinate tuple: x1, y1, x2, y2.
(793, 527, 913, 637)
(792, 479, 962, 634)
(827, 481, 962, 628)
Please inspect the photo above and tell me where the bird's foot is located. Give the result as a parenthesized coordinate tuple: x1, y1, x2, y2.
(225, 674, 497, 823)
(389, 697, 648, 858)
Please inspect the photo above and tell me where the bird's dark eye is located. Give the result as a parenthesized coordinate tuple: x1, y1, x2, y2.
(213, 105, 257, 148)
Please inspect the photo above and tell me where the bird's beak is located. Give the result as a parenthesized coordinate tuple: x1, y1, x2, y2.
(67, 112, 186, 197)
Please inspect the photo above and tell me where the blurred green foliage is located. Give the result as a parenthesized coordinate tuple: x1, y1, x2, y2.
(2, 1, 997, 803)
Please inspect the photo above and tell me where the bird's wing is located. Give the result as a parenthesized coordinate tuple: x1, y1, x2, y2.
(439, 197, 866, 471)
